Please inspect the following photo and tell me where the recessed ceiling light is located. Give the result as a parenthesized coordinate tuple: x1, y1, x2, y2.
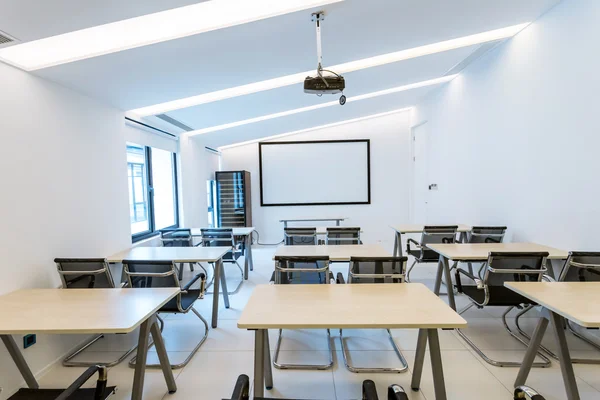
(0, 0, 344, 71)
(186, 75, 456, 137)
(218, 108, 413, 150)
(131, 23, 528, 116)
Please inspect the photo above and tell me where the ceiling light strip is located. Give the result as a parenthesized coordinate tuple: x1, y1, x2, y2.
(218, 108, 413, 150)
(131, 23, 528, 116)
(0, 0, 344, 71)
(186, 75, 456, 137)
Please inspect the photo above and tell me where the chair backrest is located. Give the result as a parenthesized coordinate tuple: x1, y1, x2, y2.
(273, 256, 330, 285)
(483, 252, 549, 288)
(468, 226, 507, 244)
(420, 226, 458, 246)
(161, 229, 193, 247)
(283, 227, 317, 246)
(122, 260, 180, 289)
(326, 227, 361, 245)
(348, 257, 407, 284)
(559, 251, 600, 282)
(201, 228, 235, 248)
(55, 258, 115, 289)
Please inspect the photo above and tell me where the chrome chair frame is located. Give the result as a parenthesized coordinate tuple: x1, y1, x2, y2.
(514, 386, 547, 400)
(123, 259, 209, 369)
(325, 227, 362, 245)
(201, 228, 244, 295)
(405, 225, 458, 282)
(55, 258, 139, 368)
(272, 256, 334, 370)
(338, 257, 409, 373)
(513, 251, 600, 364)
(455, 252, 552, 368)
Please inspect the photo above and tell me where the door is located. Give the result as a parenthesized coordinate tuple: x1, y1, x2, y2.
(412, 122, 430, 223)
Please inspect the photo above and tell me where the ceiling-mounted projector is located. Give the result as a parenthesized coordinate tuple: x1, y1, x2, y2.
(304, 12, 346, 105)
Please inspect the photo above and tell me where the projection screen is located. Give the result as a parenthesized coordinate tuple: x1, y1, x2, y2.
(259, 139, 371, 206)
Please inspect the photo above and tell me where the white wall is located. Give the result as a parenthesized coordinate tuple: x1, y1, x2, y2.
(413, 0, 599, 250)
(221, 110, 412, 250)
(0, 61, 131, 397)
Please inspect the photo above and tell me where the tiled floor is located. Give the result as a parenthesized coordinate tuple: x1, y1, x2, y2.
(36, 247, 600, 399)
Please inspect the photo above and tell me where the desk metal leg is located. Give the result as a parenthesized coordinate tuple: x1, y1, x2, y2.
(411, 329, 428, 391)
(549, 311, 580, 400)
(1, 335, 38, 389)
(247, 234, 254, 272)
(219, 260, 230, 309)
(336, 220, 340, 226)
(243, 235, 249, 280)
(254, 330, 265, 398)
(132, 315, 152, 400)
(428, 329, 447, 400)
(433, 256, 444, 296)
(264, 330, 273, 390)
(441, 257, 456, 311)
(394, 232, 403, 257)
(515, 316, 549, 387)
(150, 316, 177, 394)
(212, 260, 222, 328)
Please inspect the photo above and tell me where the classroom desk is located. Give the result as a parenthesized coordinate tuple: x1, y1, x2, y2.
(279, 217, 346, 228)
(427, 243, 568, 311)
(0, 288, 179, 400)
(238, 284, 466, 399)
(273, 244, 390, 261)
(191, 227, 256, 280)
(390, 224, 472, 257)
(507, 282, 600, 400)
(108, 246, 230, 328)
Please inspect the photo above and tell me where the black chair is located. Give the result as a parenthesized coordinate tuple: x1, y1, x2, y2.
(271, 255, 334, 370)
(123, 259, 208, 369)
(337, 257, 408, 373)
(514, 251, 600, 364)
(201, 228, 244, 294)
(160, 228, 199, 281)
(454, 252, 552, 367)
(405, 226, 458, 282)
(283, 227, 317, 246)
(465, 226, 508, 276)
(514, 386, 547, 400)
(224, 375, 408, 400)
(325, 227, 361, 245)
(55, 258, 138, 367)
(9, 365, 116, 400)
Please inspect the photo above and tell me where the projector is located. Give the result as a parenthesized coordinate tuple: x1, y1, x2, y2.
(304, 75, 345, 94)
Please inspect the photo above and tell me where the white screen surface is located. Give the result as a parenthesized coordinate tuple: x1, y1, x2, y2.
(259, 140, 370, 206)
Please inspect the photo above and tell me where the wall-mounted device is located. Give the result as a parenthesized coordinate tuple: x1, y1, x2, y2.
(23, 334, 36, 349)
(304, 12, 346, 105)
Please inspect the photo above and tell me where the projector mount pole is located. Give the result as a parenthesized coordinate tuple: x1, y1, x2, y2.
(312, 12, 328, 87)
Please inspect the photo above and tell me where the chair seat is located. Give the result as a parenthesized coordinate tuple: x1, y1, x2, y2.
(460, 285, 537, 306)
(161, 290, 200, 312)
(9, 388, 116, 400)
(409, 249, 439, 262)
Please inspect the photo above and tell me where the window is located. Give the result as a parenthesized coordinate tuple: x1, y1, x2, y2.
(127, 143, 179, 241)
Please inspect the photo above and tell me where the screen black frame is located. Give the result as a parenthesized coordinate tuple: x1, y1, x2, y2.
(258, 139, 371, 207)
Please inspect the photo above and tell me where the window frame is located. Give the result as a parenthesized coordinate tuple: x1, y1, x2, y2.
(129, 145, 179, 242)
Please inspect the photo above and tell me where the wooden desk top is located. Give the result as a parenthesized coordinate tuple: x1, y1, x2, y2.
(280, 217, 347, 222)
(238, 283, 466, 329)
(273, 244, 391, 261)
(190, 227, 255, 236)
(108, 246, 230, 263)
(505, 282, 600, 328)
(0, 288, 179, 334)
(427, 243, 568, 261)
(390, 224, 471, 233)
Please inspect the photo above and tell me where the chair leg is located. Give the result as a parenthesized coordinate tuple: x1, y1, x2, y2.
(456, 306, 552, 368)
(129, 308, 209, 369)
(62, 333, 138, 368)
(339, 329, 408, 373)
(272, 329, 334, 370)
(405, 260, 417, 283)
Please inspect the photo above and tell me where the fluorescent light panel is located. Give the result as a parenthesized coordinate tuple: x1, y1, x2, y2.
(0, 0, 344, 71)
(186, 75, 456, 137)
(218, 108, 413, 150)
(132, 23, 528, 116)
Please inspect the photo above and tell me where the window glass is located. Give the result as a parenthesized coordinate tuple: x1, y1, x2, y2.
(127, 144, 149, 235)
(152, 148, 177, 230)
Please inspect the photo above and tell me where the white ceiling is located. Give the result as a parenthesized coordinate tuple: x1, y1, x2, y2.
(0, 0, 560, 147)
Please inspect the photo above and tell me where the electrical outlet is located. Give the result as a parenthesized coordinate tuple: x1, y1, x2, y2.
(23, 334, 36, 349)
